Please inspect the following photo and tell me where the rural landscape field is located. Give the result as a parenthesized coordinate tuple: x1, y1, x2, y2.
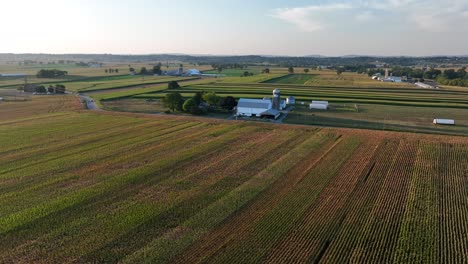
(0, 96, 467, 263)
(2, 0, 468, 263)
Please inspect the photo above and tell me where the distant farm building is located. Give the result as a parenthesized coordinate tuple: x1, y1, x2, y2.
(286, 96, 295, 105)
(0, 73, 27, 78)
(237, 89, 286, 119)
(416, 82, 439, 89)
(433, 119, 455, 125)
(237, 98, 274, 117)
(310, 101, 329, 110)
(186, 69, 201, 76)
(382, 76, 402, 83)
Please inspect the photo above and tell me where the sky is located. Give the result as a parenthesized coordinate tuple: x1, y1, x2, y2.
(1, 0, 468, 56)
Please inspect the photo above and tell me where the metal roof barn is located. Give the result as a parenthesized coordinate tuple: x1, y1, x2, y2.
(237, 98, 272, 117)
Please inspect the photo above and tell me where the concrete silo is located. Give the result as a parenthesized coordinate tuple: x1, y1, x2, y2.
(272, 89, 281, 110)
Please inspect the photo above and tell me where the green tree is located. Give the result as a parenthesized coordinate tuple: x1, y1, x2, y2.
(288, 67, 294, 74)
(203, 91, 221, 106)
(55, 84, 66, 93)
(139, 67, 148, 75)
(162, 92, 184, 112)
(168, 81, 180, 89)
(36, 86, 47, 93)
(192, 91, 204, 105)
(183, 98, 197, 112)
(153, 64, 162, 75)
(336, 68, 345, 75)
(304, 68, 310, 73)
(220, 96, 237, 111)
(263, 68, 270, 74)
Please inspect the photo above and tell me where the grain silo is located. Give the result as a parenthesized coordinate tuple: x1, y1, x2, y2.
(272, 89, 281, 110)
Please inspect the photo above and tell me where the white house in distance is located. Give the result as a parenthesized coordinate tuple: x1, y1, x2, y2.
(310, 100, 329, 110)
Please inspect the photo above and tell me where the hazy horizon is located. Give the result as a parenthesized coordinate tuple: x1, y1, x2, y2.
(2, 0, 468, 56)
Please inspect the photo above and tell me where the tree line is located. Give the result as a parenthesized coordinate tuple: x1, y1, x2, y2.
(162, 82, 237, 114)
(36, 69, 68, 78)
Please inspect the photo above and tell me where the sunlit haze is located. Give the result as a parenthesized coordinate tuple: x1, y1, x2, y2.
(2, 0, 468, 56)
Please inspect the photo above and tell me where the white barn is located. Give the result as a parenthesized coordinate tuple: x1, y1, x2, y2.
(237, 98, 272, 117)
(310, 100, 329, 110)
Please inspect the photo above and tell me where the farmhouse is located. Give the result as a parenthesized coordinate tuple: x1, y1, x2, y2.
(310, 100, 329, 110)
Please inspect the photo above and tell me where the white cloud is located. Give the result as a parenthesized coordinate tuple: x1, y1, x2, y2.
(272, 1, 468, 33)
(271, 4, 352, 32)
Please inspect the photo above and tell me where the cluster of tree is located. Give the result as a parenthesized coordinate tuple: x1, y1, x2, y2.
(34, 84, 66, 94)
(5, 54, 468, 68)
(162, 89, 237, 115)
(241, 71, 255, 77)
(105, 68, 119, 73)
(211, 63, 247, 73)
(36, 69, 68, 78)
(262, 68, 270, 74)
(167, 81, 180, 89)
(133, 63, 164, 75)
(153, 63, 163, 75)
(437, 67, 467, 87)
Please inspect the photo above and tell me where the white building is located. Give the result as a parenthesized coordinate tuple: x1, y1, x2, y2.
(310, 100, 329, 110)
(236, 98, 281, 119)
(237, 98, 271, 117)
(186, 69, 201, 76)
(433, 119, 455, 125)
(286, 96, 296, 105)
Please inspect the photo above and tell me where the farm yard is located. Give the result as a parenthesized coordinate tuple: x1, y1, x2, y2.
(0, 98, 467, 263)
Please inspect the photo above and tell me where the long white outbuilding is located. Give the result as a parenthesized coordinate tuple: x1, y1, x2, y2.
(310, 101, 329, 110)
(433, 119, 455, 125)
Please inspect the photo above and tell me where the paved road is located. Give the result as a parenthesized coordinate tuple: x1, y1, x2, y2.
(78, 94, 101, 111)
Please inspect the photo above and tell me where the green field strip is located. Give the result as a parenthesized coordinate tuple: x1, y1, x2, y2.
(0, 113, 145, 154)
(393, 143, 439, 263)
(0, 118, 190, 178)
(72, 129, 304, 262)
(320, 139, 400, 262)
(0, 121, 206, 201)
(122, 131, 340, 263)
(350, 140, 417, 263)
(264, 139, 380, 263)
(0, 124, 253, 235)
(206, 136, 360, 263)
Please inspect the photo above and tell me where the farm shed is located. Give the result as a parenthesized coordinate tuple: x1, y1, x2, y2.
(237, 98, 272, 117)
(433, 119, 455, 125)
(286, 96, 296, 105)
(260, 109, 281, 119)
(310, 101, 329, 110)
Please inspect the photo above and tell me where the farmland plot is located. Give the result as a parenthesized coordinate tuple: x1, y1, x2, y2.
(0, 107, 467, 263)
